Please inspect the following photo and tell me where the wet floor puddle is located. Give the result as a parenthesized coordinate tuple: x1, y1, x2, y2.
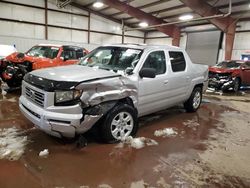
(0, 90, 249, 187)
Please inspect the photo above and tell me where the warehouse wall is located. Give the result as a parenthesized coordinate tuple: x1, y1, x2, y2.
(145, 31, 187, 49)
(0, 0, 144, 52)
(146, 21, 250, 64)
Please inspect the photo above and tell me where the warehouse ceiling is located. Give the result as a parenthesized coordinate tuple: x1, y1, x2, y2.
(71, 0, 250, 32)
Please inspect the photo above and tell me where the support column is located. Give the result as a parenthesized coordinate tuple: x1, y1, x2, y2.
(45, 0, 48, 40)
(172, 27, 180, 47)
(143, 31, 147, 44)
(225, 23, 236, 60)
(122, 29, 124, 44)
(88, 11, 90, 44)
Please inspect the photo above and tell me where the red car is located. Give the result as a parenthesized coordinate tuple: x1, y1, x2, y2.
(208, 60, 250, 91)
(0, 44, 88, 87)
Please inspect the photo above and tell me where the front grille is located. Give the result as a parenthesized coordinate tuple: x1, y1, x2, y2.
(25, 87, 45, 107)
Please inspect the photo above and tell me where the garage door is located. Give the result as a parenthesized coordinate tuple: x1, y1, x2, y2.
(186, 30, 222, 66)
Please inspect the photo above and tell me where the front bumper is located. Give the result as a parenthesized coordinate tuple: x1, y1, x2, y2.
(19, 96, 101, 138)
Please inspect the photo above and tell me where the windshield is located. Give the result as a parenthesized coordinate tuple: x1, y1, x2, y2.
(26, 46, 60, 59)
(79, 47, 143, 72)
(215, 61, 241, 69)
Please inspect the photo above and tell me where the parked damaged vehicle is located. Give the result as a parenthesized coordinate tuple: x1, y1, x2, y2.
(208, 60, 250, 92)
(0, 44, 88, 88)
(0, 45, 17, 73)
(19, 44, 208, 143)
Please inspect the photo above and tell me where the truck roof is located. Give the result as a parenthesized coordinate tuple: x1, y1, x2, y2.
(38, 44, 83, 49)
(103, 43, 181, 50)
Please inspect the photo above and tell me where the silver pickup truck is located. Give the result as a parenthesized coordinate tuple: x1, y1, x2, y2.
(19, 44, 208, 143)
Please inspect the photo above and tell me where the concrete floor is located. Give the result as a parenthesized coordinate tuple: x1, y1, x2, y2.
(0, 86, 250, 188)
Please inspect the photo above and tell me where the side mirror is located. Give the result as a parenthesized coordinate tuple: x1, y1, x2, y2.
(139, 68, 156, 78)
(125, 67, 134, 75)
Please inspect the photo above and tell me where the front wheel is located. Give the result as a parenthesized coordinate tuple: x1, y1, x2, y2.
(5, 78, 22, 88)
(233, 78, 241, 92)
(100, 103, 138, 143)
(184, 87, 202, 112)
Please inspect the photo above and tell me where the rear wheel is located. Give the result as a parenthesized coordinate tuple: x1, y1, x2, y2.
(233, 78, 241, 92)
(100, 103, 138, 143)
(184, 87, 202, 112)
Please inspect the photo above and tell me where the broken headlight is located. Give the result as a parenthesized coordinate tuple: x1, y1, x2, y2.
(55, 90, 82, 105)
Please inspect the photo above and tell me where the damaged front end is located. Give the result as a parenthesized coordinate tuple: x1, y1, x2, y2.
(19, 73, 138, 138)
(1, 54, 32, 87)
(208, 72, 234, 91)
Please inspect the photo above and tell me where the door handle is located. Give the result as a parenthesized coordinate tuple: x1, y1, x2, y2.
(164, 80, 169, 85)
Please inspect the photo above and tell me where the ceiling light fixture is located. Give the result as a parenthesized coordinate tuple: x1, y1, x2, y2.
(93, 1, 104, 8)
(139, 22, 149, 28)
(179, 14, 194, 21)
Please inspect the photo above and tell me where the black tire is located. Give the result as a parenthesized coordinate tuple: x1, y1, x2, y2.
(6, 79, 21, 88)
(233, 78, 241, 92)
(184, 87, 202, 113)
(100, 103, 138, 143)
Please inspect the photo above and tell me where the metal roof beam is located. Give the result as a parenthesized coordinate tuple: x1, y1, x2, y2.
(102, 0, 181, 46)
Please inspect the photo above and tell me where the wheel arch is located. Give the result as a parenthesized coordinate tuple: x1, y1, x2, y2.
(194, 83, 203, 90)
(118, 97, 138, 115)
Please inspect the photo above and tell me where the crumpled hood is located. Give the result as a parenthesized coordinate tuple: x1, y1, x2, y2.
(6, 52, 50, 64)
(30, 65, 120, 82)
(209, 66, 235, 73)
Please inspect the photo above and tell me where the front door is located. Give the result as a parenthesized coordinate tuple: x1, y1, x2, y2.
(138, 50, 169, 116)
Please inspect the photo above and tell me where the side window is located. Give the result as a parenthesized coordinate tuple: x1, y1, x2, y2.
(169, 51, 186, 72)
(76, 50, 84, 59)
(61, 50, 77, 60)
(142, 51, 166, 75)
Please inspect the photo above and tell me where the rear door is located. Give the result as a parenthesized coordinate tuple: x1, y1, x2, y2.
(167, 51, 191, 101)
(60, 48, 80, 65)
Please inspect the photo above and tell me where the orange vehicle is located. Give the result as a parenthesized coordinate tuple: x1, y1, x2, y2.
(0, 44, 88, 87)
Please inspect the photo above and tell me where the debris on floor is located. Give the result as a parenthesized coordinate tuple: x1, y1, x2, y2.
(154, 128, 178, 137)
(0, 81, 8, 96)
(1, 89, 7, 96)
(240, 91, 246, 95)
(39, 149, 49, 158)
(206, 88, 223, 95)
(130, 180, 149, 188)
(206, 88, 215, 93)
(0, 127, 28, 161)
(183, 119, 200, 131)
(98, 184, 112, 188)
(118, 136, 158, 149)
